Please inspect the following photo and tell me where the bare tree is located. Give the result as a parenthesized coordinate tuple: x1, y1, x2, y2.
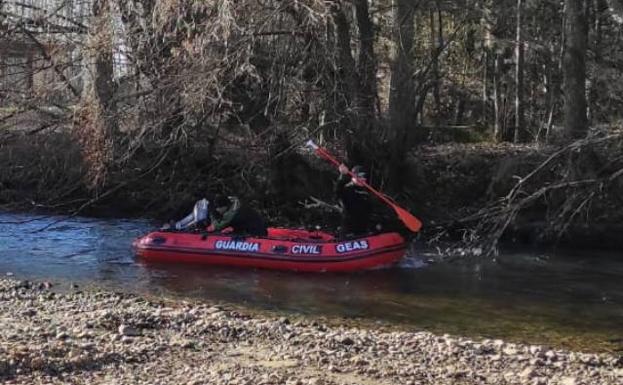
(388, 0, 416, 182)
(354, 0, 377, 127)
(73, 0, 116, 191)
(483, 0, 511, 142)
(430, 1, 443, 126)
(514, 0, 526, 143)
(563, 0, 589, 140)
(329, 0, 378, 162)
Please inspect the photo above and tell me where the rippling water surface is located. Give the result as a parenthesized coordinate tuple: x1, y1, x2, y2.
(1, 212, 622, 351)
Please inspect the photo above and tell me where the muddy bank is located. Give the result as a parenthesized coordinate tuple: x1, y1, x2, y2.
(1, 132, 621, 249)
(1, 278, 621, 385)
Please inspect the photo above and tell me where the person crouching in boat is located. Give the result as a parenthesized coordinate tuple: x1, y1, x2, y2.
(161, 198, 210, 231)
(336, 164, 372, 237)
(207, 195, 268, 236)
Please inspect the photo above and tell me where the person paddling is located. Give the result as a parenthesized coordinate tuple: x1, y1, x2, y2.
(335, 164, 373, 237)
(207, 195, 268, 236)
(307, 140, 422, 233)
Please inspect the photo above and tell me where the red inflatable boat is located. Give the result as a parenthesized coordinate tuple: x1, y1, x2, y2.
(133, 228, 407, 272)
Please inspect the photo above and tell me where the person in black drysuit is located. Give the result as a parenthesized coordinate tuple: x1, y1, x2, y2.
(207, 195, 268, 236)
(335, 164, 373, 237)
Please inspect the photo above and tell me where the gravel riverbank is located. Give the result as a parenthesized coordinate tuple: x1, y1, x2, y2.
(0, 278, 621, 385)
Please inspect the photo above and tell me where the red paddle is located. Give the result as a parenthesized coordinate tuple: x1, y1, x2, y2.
(306, 140, 422, 233)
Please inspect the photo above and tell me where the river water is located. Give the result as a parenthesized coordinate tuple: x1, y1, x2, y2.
(1, 212, 622, 352)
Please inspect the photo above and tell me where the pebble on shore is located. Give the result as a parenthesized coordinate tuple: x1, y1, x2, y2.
(0, 278, 621, 385)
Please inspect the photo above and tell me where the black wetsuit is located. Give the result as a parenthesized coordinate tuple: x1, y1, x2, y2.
(211, 197, 268, 236)
(228, 206, 268, 236)
(335, 175, 372, 236)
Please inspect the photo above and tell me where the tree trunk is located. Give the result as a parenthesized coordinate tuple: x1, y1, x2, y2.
(429, 4, 443, 125)
(327, 2, 379, 164)
(85, 0, 115, 111)
(321, 16, 340, 139)
(331, 3, 359, 160)
(547, 2, 568, 142)
(354, 0, 377, 124)
(483, 0, 503, 140)
(352, 0, 378, 163)
(482, 49, 489, 127)
(493, 53, 503, 142)
(78, 0, 116, 190)
(388, 0, 416, 187)
(563, 0, 589, 140)
(514, 0, 526, 143)
(389, 0, 416, 144)
(454, 91, 466, 126)
(333, 6, 358, 109)
(589, 0, 609, 125)
(543, 54, 554, 142)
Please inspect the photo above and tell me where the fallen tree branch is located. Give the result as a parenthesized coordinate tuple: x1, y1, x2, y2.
(458, 129, 623, 255)
(299, 196, 342, 213)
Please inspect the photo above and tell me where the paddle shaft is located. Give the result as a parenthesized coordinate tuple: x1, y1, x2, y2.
(314, 147, 395, 207)
(308, 141, 422, 232)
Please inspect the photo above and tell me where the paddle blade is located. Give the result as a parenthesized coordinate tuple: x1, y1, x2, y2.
(394, 205, 423, 233)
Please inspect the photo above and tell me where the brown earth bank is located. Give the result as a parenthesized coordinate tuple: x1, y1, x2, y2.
(1, 278, 622, 385)
(1, 132, 621, 250)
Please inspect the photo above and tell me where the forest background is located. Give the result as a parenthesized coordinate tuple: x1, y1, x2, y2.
(1, 0, 622, 252)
